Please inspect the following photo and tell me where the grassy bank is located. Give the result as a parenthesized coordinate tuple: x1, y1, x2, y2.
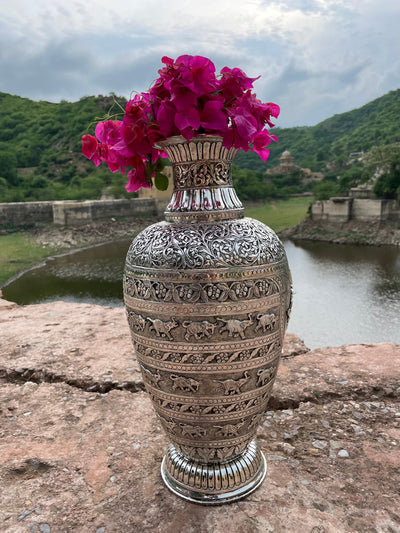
(0, 233, 59, 286)
(245, 196, 313, 233)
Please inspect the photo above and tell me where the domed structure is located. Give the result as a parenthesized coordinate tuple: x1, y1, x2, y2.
(279, 150, 295, 172)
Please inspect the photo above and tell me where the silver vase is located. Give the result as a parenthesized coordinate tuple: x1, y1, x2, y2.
(124, 135, 292, 504)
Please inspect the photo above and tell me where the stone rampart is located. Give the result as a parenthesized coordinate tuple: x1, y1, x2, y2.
(312, 197, 399, 223)
(0, 198, 161, 227)
(311, 197, 353, 222)
(0, 201, 53, 226)
(52, 198, 157, 225)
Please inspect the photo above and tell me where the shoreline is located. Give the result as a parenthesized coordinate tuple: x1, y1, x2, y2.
(280, 216, 400, 247)
(0, 216, 160, 289)
(2, 214, 399, 289)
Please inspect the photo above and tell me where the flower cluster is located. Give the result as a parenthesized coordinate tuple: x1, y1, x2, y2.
(82, 55, 279, 192)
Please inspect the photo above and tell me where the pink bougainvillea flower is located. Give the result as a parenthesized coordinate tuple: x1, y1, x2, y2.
(222, 126, 250, 152)
(252, 130, 273, 161)
(82, 134, 101, 166)
(231, 112, 258, 143)
(266, 102, 280, 119)
(170, 85, 197, 112)
(175, 106, 200, 133)
(200, 100, 228, 132)
(83, 55, 280, 192)
(95, 120, 122, 145)
(160, 55, 217, 99)
(220, 66, 259, 100)
(156, 101, 178, 137)
(180, 55, 218, 96)
(125, 157, 150, 192)
(82, 134, 98, 158)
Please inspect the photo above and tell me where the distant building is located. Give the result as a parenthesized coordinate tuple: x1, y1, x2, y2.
(266, 150, 324, 182)
(348, 184, 374, 199)
(266, 150, 298, 175)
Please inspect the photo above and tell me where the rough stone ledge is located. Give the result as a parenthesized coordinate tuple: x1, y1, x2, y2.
(1, 301, 399, 532)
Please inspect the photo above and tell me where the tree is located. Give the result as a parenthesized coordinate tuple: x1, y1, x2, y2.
(313, 181, 339, 200)
(0, 151, 18, 185)
(373, 169, 400, 199)
(366, 143, 400, 198)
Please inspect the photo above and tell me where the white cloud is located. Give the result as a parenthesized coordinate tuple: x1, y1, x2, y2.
(0, 0, 399, 126)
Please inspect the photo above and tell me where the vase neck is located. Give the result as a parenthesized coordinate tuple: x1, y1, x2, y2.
(156, 136, 244, 223)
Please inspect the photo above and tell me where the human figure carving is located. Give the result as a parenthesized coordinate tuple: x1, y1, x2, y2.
(127, 312, 146, 332)
(248, 413, 263, 430)
(158, 415, 177, 432)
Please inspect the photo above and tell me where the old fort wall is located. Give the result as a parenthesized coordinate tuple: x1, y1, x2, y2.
(0, 198, 164, 227)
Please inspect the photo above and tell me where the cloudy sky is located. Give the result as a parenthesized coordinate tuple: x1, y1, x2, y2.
(1, 0, 399, 127)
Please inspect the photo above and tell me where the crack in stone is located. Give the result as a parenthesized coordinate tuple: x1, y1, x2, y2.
(1, 367, 397, 410)
(268, 385, 399, 411)
(0, 367, 146, 394)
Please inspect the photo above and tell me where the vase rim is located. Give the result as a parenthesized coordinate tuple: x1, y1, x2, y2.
(154, 134, 224, 150)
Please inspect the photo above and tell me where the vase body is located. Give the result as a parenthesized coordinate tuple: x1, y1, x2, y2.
(124, 135, 292, 504)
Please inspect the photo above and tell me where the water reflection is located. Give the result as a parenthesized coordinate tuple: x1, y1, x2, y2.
(3, 241, 129, 308)
(2, 239, 400, 349)
(286, 240, 400, 348)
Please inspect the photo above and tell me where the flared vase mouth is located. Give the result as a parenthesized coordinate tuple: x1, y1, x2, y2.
(154, 134, 225, 151)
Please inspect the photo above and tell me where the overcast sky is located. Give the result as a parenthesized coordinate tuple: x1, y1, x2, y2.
(1, 0, 399, 127)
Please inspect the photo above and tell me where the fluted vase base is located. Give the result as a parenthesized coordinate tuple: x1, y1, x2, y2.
(161, 440, 266, 505)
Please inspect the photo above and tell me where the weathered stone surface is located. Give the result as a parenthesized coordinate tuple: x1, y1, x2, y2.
(0, 302, 306, 392)
(281, 332, 309, 358)
(0, 301, 143, 392)
(1, 302, 399, 532)
(0, 297, 18, 310)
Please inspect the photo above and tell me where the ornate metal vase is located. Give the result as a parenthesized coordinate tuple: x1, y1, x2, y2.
(123, 135, 292, 504)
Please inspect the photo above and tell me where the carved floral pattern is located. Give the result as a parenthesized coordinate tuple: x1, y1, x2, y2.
(135, 339, 280, 365)
(124, 276, 281, 304)
(175, 160, 232, 188)
(126, 219, 285, 270)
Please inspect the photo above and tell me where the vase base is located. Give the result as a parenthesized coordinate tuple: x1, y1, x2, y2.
(160, 440, 266, 505)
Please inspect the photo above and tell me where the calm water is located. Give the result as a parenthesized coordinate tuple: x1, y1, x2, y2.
(3, 239, 400, 349)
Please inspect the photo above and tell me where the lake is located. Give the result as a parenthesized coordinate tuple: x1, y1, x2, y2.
(3, 238, 399, 349)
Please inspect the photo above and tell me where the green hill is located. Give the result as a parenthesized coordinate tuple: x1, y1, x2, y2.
(0, 88, 399, 202)
(236, 88, 400, 172)
(0, 93, 129, 202)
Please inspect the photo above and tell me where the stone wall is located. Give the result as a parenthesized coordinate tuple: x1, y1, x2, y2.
(312, 197, 399, 223)
(52, 198, 157, 225)
(352, 198, 384, 221)
(0, 201, 54, 226)
(311, 197, 353, 223)
(0, 198, 161, 227)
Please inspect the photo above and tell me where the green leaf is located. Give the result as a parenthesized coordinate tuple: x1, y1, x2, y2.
(154, 172, 169, 191)
(154, 157, 165, 172)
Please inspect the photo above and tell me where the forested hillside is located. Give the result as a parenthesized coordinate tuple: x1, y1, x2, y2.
(236, 89, 400, 172)
(0, 93, 129, 202)
(0, 88, 399, 202)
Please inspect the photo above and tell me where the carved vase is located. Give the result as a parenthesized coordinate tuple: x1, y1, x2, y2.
(123, 135, 292, 504)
